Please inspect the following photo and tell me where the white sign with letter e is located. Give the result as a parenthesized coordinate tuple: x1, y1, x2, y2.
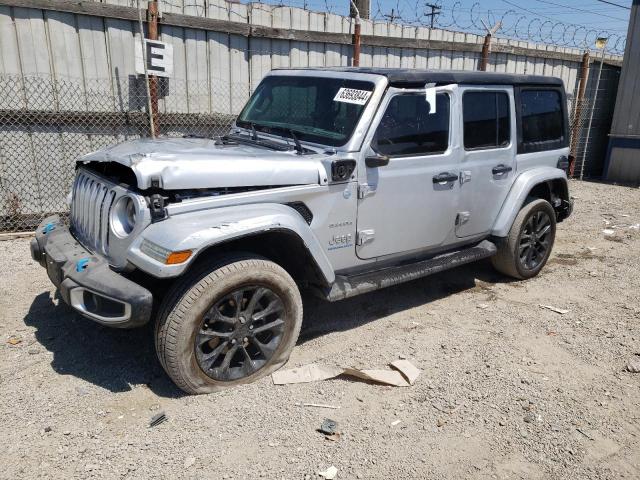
(135, 39, 173, 78)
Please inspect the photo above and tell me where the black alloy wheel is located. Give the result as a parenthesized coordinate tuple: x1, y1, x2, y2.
(194, 286, 286, 381)
(518, 210, 552, 271)
(491, 198, 557, 280)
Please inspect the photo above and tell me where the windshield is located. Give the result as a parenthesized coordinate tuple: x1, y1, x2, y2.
(236, 76, 375, 147)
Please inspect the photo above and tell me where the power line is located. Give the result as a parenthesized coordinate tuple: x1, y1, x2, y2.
(593, 0, 631, 10)
(500, 0, 570, 23)
(531, 0, 627, 21)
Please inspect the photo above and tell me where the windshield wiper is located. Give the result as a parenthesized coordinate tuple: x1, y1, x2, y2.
(250, 122, 258, 140)
(226, 129, 290, 151)
(288, 129, 303, 155)
(248, 123, 307, 154)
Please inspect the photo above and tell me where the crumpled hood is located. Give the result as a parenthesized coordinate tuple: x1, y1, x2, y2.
(79, 137, 326, 190)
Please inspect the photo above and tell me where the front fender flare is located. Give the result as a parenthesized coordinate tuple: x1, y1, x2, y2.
(127, 203, 335, 283)
(491, 167, 568, 237)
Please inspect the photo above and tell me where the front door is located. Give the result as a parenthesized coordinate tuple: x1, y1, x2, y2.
(356, 85, 461, 260)
(455, 86, 517, 238)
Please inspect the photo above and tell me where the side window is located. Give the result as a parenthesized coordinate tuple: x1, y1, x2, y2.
(463, 91, 510, 150)
(520, 90, 564, 144)
(373, 93, 450, 157)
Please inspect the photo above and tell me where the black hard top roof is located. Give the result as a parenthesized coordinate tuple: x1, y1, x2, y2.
(278, 67, 564, 88)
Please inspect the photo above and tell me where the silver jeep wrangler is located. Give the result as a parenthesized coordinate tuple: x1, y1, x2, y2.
(31, 68, 573, 394)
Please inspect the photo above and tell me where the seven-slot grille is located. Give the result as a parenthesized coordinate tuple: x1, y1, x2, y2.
(70, 169, 117, 255)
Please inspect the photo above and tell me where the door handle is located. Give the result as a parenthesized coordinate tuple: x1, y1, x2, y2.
(432, 172, 459, 184)
(492, 164, 513, 175)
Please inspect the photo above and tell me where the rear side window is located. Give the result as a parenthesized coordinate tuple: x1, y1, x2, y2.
(520, 90, 564, 144)
(373, 93, 450, 157)
(463, 91, 510, 150)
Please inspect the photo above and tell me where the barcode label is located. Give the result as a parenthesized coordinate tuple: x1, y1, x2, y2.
(333, 87, 372, 105)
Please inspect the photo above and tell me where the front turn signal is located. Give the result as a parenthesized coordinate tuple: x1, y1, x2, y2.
(166, 250, 192, 265)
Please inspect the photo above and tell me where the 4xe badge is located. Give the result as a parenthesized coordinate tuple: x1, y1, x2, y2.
(328, 233, 353, 250)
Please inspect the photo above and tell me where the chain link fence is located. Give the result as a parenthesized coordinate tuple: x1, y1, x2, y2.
(0, 66, 620, 233)
(569, 64, 620, 180)
(0, 74, 246, 233)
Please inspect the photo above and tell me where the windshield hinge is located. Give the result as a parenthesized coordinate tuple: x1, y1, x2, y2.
(358, 184, 376, 199)
(356, 229, 375, 246)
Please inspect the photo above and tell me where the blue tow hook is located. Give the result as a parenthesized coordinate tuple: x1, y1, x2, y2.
(42, 222, 55, 234)
(76, 258, 90, 273)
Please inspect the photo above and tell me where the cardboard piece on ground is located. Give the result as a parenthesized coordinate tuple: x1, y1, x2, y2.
(390, 359, 421, 385)
(272, 361, 421, 387)
(272, 364, 343, 385)
(343, 368, 410, 387)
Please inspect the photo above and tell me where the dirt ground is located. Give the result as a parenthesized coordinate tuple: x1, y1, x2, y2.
(1, 179, 639, 480)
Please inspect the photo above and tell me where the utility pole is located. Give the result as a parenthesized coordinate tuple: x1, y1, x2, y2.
(383, 8, 399, 22)
(424, 3, 441, 29)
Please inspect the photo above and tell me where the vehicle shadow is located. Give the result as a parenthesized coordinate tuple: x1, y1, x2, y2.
(23, 291, 184, 398)
(299, 259, 508, 343)
(23, 260, 507, 396)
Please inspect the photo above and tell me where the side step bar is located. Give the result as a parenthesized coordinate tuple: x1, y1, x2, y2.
(324, 240, 497, 302)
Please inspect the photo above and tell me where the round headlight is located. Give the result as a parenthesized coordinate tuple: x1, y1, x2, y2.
(110, 195, 138, 237)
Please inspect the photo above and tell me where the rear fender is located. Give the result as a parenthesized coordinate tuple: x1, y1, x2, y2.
(492, 167, 568, 237)
(127, 203, 334, 283)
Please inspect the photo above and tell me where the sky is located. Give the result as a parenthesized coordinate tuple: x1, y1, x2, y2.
(255, 0, 634, 53)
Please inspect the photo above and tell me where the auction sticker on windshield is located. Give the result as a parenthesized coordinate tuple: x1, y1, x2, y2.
(333, 87, 372, 105)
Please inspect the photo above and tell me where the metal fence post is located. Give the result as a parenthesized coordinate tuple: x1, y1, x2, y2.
(350, 0, 361, 67)
(478, 21, 501, 72)
(137, 0, 155, 138)
(147, 0, 160, 136)
(479, 33, 491, 71)
(569, 51, 590, 177)
(580, 43, 607, 180)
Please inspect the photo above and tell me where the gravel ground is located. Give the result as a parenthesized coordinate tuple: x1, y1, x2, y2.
(1, 179, 640, 480)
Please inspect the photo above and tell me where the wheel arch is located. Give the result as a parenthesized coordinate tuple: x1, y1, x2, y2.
(129, 203, 335, 286)
(492, 167, 570, 237)
(187, 229, 332, 289)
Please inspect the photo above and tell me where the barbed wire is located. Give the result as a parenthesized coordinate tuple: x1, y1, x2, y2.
(153, 0, 627, 54)
(370, 1, 626, 54)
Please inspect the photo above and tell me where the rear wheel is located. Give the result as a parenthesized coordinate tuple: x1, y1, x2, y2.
(155, 255, 302, 394)
(491, 199, 556, 280)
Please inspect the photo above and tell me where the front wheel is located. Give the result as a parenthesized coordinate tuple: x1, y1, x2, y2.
(491, 198, 556, 280)
(155, 255, 303, 394)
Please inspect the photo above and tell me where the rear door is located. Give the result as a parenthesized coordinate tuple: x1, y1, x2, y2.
(455, 86, 517, 238)
(355, 85, 462, 259)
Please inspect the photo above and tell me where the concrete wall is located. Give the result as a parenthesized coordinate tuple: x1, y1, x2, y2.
(0, 0, 625, 225)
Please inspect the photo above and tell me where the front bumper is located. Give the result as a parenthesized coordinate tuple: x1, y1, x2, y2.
(31, 216, 153, 328)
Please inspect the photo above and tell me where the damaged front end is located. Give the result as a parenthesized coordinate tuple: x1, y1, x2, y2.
(79, 136, 326, 190)
(65, 136, 328, 271)
(76, 135, 328, 223)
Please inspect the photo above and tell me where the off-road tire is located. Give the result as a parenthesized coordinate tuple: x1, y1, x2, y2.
(491, 198, 556, 280)
(155, 254, 303, 395)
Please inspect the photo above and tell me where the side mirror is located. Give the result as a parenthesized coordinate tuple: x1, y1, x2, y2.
(365, 155, 390, 168)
